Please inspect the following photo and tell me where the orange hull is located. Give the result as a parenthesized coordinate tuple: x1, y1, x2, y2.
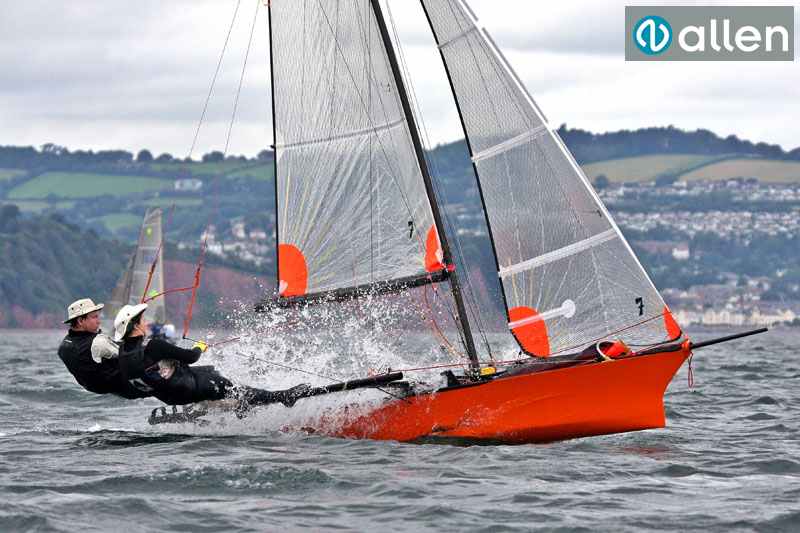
(325, 347, 691, 444)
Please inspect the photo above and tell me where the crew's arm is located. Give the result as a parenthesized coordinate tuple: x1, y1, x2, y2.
(145, 338, 202, 365)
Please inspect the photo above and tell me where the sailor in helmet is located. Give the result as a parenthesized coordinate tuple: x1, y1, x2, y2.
(57, 298, 151, 399)
(58, 298, 307, 410)
(113, 303, 307, 408)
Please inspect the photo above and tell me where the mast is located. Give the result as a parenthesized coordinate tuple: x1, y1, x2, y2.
(419, 0, 514, 343)
(369, 0, 479, 370)
(267, 3, 280, 297)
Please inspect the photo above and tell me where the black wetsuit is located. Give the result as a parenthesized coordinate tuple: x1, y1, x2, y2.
(118, 337, 302, 407)
(118, 337, 234, 405)
(57, 330, 151, 399)
(59, 331, 306, 408)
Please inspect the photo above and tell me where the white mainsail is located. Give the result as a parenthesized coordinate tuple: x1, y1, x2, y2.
(420, 0, 681, 355)
(269, 0, 447, 303)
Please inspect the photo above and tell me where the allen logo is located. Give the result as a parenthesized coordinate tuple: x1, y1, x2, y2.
(626, 6, 794, 61)
(634, 16, 672, 55)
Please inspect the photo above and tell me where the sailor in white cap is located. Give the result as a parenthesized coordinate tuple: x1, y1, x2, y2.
(57, 298, 152, 399)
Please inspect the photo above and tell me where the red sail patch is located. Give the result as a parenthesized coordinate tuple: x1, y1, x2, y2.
(664, 305, 682, 339)
(278, 244, 308, 297)
(508, 306, 551, 358)
(424, 225, 444, 272)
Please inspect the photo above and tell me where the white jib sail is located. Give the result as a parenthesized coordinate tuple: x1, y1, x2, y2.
(420, 0, 680, 355)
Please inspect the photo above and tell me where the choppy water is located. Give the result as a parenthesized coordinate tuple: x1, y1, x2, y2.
(1, 327, 798, 532)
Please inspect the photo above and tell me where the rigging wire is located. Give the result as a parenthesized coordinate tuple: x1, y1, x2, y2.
(384, 1, 493, 358)
(224, 0, 261, 156)
(182, 1, 263, 338)
(181, 236, 208, 339)
(188, 0, 243, 160)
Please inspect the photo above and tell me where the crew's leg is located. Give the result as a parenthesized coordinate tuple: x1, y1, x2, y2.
(185, 365, 234, 403)
(239, 383, 311, 408)
(148, 365, 228, 405)
(152, 364, 310, 407)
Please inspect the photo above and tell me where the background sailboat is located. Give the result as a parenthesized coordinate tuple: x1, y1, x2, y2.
(108, 207, 171, 331)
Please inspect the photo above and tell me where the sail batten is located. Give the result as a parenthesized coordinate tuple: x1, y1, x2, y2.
(276, 118, 405, 150)
(499, 229, 618, 278)
(471, 125, 547, 163)
(437, 25, 478, 49)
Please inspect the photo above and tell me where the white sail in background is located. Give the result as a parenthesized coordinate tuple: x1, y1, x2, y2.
(269, 0, 446, 302)
(420, 0, 681, 355)
(108, 208, 167, 324)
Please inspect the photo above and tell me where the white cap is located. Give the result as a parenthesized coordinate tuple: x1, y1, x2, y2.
(64, 298, 104, 324)
(113, 303, 148, 342)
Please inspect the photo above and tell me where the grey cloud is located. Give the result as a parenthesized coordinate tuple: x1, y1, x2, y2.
(0, 0, 796, 156)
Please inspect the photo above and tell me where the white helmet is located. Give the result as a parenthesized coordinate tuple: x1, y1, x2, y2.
(113, 303, 148, 342)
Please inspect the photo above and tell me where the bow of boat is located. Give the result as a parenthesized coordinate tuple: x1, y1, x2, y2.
(328, 345, 691, 444)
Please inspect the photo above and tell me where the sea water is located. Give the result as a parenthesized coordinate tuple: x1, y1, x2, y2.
(1, 326, 798, 532)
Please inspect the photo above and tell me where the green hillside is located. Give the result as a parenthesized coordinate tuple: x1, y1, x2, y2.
(7, 172, 171, 199)
(91, 213, 143, 232)
(150, 160, 273, 180)
(227, 164, 273, 180)
(0, 205, 130, 322)
(0, 168, 25, 181)
(143, 197, 203, 207)
(680, 159, 800, 183)
(581, 154, 800, 184)
(11, 200, 76, 212)
(581, 154, 725, 183)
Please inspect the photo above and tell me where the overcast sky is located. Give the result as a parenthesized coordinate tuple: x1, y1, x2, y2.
(0, 0, 798, 158)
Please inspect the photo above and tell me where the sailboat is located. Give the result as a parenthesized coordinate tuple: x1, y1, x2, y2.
(248, 0, 693, 444)
(108, 207, 174, 337)
(153, 0, 765, 442)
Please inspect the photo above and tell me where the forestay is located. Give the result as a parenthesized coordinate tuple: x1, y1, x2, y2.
(420, 0, 681, 355)
(269, 0, 445, 303)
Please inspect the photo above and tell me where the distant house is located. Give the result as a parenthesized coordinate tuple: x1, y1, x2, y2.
(200, 225, 216, 243)
(672, 243, 690, 261)
(636, 240, 676, 255)
(175, 178, 203, 192)
(232, 220, 246, 240)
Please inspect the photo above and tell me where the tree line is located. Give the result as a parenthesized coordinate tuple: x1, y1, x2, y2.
(2, 125, 797, 173)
